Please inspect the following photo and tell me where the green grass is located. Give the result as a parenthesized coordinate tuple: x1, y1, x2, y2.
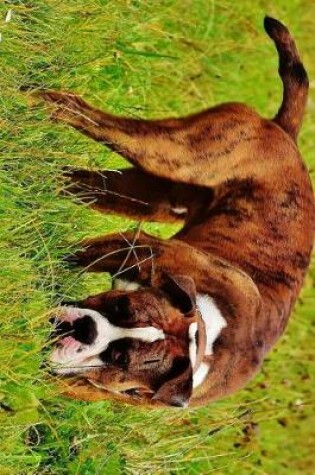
(1, 0, 314, 474)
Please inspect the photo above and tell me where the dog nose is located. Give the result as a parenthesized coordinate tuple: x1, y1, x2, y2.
(49, 318, 73, 341)
(73, 315, 97, 345)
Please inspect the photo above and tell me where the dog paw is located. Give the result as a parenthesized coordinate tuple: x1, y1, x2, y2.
(63, 254, 82, 269)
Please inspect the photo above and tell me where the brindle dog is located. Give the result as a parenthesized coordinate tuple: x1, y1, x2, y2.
(43, 17, 314, 407)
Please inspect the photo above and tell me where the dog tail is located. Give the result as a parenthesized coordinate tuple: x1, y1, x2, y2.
(264, 16, 309, 142)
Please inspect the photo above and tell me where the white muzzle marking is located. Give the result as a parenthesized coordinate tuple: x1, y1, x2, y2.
(50, 306, 165, 375)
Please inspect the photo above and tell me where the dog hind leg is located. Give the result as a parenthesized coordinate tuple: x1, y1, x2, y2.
(40, 91, 263, 188)
(62, 167, 186, 223)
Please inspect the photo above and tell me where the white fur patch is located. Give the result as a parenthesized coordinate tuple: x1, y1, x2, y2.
(171, 206, 188, 215)
(190, 294, 227, 389)
(193, 362, 210, 388)
(113, 279, 142, 291)
(196, 293, 227, 356)
(188, 322, 198, 368)
(50, 307, 164, 374)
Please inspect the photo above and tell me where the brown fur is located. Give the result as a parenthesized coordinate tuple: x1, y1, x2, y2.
(42, 17, 315, 406)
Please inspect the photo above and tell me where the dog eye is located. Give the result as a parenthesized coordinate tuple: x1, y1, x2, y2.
(112, 350, 129, 368)
(109, 296, 129, 316)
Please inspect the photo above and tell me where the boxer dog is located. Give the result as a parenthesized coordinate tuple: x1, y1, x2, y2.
(42, 17, 315, 407)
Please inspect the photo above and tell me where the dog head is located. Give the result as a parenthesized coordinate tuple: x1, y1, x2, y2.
(49, 273, 205, 407)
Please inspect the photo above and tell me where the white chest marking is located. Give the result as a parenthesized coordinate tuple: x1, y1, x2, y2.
(196, 293, 227, 356)
(189, 294, 227, 389)
(171, 206, 188, 215)
(193, 362, 210, 389)
(188, 322, 198, 368)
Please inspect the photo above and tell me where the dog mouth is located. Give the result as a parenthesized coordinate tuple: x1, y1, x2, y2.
(50, 310, 97, 346)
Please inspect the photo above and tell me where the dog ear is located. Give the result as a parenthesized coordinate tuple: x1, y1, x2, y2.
(159, 272, 197, 317)
(152, 356, 193, 407)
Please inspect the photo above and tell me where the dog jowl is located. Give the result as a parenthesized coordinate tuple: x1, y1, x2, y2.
(44, 17, 315, 407)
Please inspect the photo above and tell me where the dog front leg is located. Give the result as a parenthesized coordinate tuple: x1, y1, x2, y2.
(62, 167, 185, 224)
(66, 231, 162, 282)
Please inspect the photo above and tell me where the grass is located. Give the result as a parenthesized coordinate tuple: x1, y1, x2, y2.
(0, 0, 314, 474)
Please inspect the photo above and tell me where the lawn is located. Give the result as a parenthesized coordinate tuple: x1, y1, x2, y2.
(0, 1, 314, 474)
